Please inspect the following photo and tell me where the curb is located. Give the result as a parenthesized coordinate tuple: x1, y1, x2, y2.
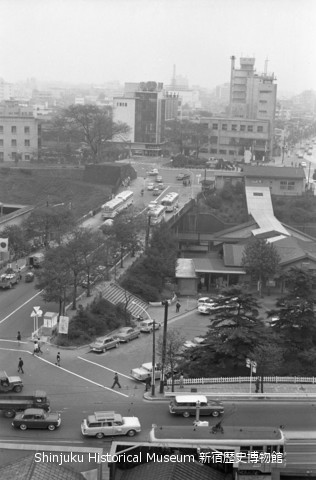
(143, 393, 316, 402)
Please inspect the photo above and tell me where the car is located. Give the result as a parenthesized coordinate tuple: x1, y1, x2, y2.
(131, 362, 162, 381)
(152, 187, 160, 196)
(12, 408, 61, 431)
(147, 183, 154, 191)
(307, 150, 313, 155)
(89, 335, 120, 353)
(169, 395, 224, 418)
(297, 152, 304, 159)
(300, 161, 307, 167)
(197, 303, 216, 314)
(81, 411, 141, 438)
(158, 182, 164, 190)
(155, 175, 163, 182)
(148, 169, 159, 176)
(25, 271, 35, 283)
(148, 200, 158, 210)
(197, 296, 212, 306)
(183, 337, 205, 349)
(0, 371, 23, 393)
(176, 173, 190, 181)
(139, 319, 161, 333)
(115, 327, 140, 342)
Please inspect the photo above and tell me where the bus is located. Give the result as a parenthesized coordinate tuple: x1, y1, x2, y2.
(149, 424, 285, 473)
(148, 205, 166, 225)
(116, 190, 134, 210)
(101, 197, 124, 219)
(161, 192, 179, 212)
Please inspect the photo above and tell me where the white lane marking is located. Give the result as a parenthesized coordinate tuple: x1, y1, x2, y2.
(33, 355, 129, 398)
(78, 356, 135, 380)
(0, 340, 28, 344)
(0, 290, 43, 325)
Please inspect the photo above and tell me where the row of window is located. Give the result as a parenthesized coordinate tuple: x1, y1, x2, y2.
(0, 152, 30, 160)
(212, 123, 264, 133)
(0, 139, 31, 147)
(116, 102, 128, 107)
(0, 126, 31, 134)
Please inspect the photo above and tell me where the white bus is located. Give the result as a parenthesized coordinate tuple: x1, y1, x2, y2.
(101, 197, 124, 219)
(161, 192, 179, 212)
(116, 190, 134, 209)
(148, 205, 166, 225)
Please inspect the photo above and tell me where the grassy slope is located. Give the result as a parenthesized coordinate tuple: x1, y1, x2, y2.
(0, 167, 111, 218)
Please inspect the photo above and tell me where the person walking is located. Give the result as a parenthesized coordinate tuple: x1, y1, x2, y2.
(56, 352, 61, 366)
(33, 341, 39, 356)
(111, 372, 121, 389)
(145, 374, 151, 392)
(255, 377, 260, 393)
(37, 337, 43, 355)
(17, 357, 24, 374)
(17, 331, 21, 345)
(179, 372, 184, 389)
(176, 301, 181, 313)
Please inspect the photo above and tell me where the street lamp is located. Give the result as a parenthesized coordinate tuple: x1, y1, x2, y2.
(132, 302, 156, 397)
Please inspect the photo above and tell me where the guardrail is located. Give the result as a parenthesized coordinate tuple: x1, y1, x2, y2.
(167, 376, 316, 385)
(163, 392, 316, 399)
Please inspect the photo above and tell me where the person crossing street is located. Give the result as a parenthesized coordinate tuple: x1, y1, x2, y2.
(111, 372, 121, 389)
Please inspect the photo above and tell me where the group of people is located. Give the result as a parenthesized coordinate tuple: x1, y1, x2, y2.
(16, 332, 61, 373)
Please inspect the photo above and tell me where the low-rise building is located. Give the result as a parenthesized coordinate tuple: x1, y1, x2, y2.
(243, 165, 306, 196)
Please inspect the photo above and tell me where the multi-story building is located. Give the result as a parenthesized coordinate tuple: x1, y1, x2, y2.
(0, 101, 40, 162)
(113, 81, 178, 156)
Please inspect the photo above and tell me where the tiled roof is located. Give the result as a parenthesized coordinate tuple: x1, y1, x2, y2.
(192, 256, 245, 274)
(120, 460, 225, 480)
(0, 455, 85, 480)
(243, 165, 305, 179)
(273, 236, 316, 265)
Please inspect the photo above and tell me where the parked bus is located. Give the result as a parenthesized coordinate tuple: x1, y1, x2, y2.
(148, 205, 166, 225)
(149, 424, 285, 472)
(161, 192, 179, 212)
(116, 190, 134, 210)
(101, 197, 124, 219)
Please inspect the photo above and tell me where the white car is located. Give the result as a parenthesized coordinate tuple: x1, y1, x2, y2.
(183, 337, 205, 349)
(131, 362, 162, 381)
(148, 169, 159, 176)
(197, 297, 212, 306)
(148, 200, 158, 210)
(198, 303, 216, 314)
(139, 319, 161, 333)
(147, 183, 154, 191)
(81, 411, 141, 438)
(300, 161, 307, 167)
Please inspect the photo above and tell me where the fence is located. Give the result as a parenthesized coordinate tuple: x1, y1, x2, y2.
(167, 376, 316, 385)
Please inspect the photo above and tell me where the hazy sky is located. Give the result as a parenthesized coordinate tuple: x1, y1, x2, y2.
(1, 0, 315, 94)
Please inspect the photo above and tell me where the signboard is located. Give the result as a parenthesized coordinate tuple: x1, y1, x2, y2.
(58, 316, 69, 334)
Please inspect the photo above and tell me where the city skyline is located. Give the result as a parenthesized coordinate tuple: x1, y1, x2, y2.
(0, 0, 315, 95)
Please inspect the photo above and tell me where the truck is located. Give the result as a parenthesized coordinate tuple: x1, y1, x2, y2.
(0, 371, 23, 393)
(131, 362, 162, 382)
(27, 253, 45, 268)
(0, 390, 50, 418)
(0, 268, 21, 289)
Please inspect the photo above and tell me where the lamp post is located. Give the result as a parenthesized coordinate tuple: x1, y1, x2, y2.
(159, 300, 169, 394)
(132, 302, 156, 397)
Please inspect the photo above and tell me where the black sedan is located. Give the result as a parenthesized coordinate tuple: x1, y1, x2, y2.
(12, 408, 61, 431)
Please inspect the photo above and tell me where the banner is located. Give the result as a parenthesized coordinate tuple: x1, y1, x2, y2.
(58, 316, 69, 334)
(0, 238, 8, 252)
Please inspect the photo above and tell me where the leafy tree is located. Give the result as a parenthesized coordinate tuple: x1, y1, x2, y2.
(242, 238, 280, 296)
(0, 225, 30, 260)
(281, 267, 315, 299)
(23, 205, 76, 248)
(56, 105, 130, 163)
(157, 329, 185, 392)
(109, 211, 144, 267)
(36, 246, 73, 317)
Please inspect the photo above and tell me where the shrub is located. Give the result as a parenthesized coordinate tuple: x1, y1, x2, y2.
(205, 194, 221, 209)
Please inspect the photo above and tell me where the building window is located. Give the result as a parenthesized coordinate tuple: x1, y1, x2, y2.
(0, 140, 3, 147)
(11, 126, 17, 134)
(229, 150, 235, 155)
(11, 139, 17, 147)
(247, 125, 253, 132)
(222, 124, 227, 131)
(212, 123, 218, 130)
(232, 124, 237, 131)
(210, 148, 217, 154)
(219, 149, 226, 154)
(11, 152, 17, 160)
(257, 126, 264, 133)
(0, 126, 3, 134)
(24, 139, 30, 147)
(25, 154, 30, 160)
(0, 152, 3, 162)
(240, 125, 245, 131)
(280, 181, 295, 191)
(24, 126, 30, 134)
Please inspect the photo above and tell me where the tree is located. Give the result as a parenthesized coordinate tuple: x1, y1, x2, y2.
(281, 267, 315, 299)
(0, 225, 30, 260)
(56, 105, 130, 163)
(36, 246, 73, 318)
(109, 212, 144, 268)
(157, 329, 185, 392)
(23, 205, 76, 248)
(242, 238, 280, 295)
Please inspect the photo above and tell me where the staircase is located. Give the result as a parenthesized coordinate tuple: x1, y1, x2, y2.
(95, 281, 149, 318)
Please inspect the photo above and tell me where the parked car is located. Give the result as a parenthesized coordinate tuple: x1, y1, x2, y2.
(131, 362, 162, 381)
(300, 161, 307, 167)
(176, 173, 190, 181)
(148, 169, 159, 176)
(183, 337, 205, 349)
(139, 319, 161, 333)
(169, 395, 224, 418)
(148, 200, 159, 210)
(155, 175, 163, 182)
(147, 183, 154, 191)
(115, 327, 140, 342)
(25, 271, 35, 283)
(81, 411, 141, 438)
(12, 408, 61, 431)
(158, 182, 164, 190)
(152, 187, 160, 196)
(89, 336, 120, 353)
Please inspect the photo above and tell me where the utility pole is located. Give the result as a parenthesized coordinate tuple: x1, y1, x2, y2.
(145, 214, 151, 248)
(159, 300, 169, 394)
(152, 321, 156, 397)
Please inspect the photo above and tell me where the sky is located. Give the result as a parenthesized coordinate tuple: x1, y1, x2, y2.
(1, 0, 316, 94)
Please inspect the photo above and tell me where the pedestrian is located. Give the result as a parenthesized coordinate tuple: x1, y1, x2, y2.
(56, 352, 61, 366)
(255, 377, 260, 393)
(111, 372, 121, 389)
(17, 331, 21, 345)
(145, 374, 151, 392)
(179, 372, 184, 389)
(33, 341, 39, 356)
(17, 357, 24, 374)
(176, 301, 181, 313)
(37, 338, 43, 355)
